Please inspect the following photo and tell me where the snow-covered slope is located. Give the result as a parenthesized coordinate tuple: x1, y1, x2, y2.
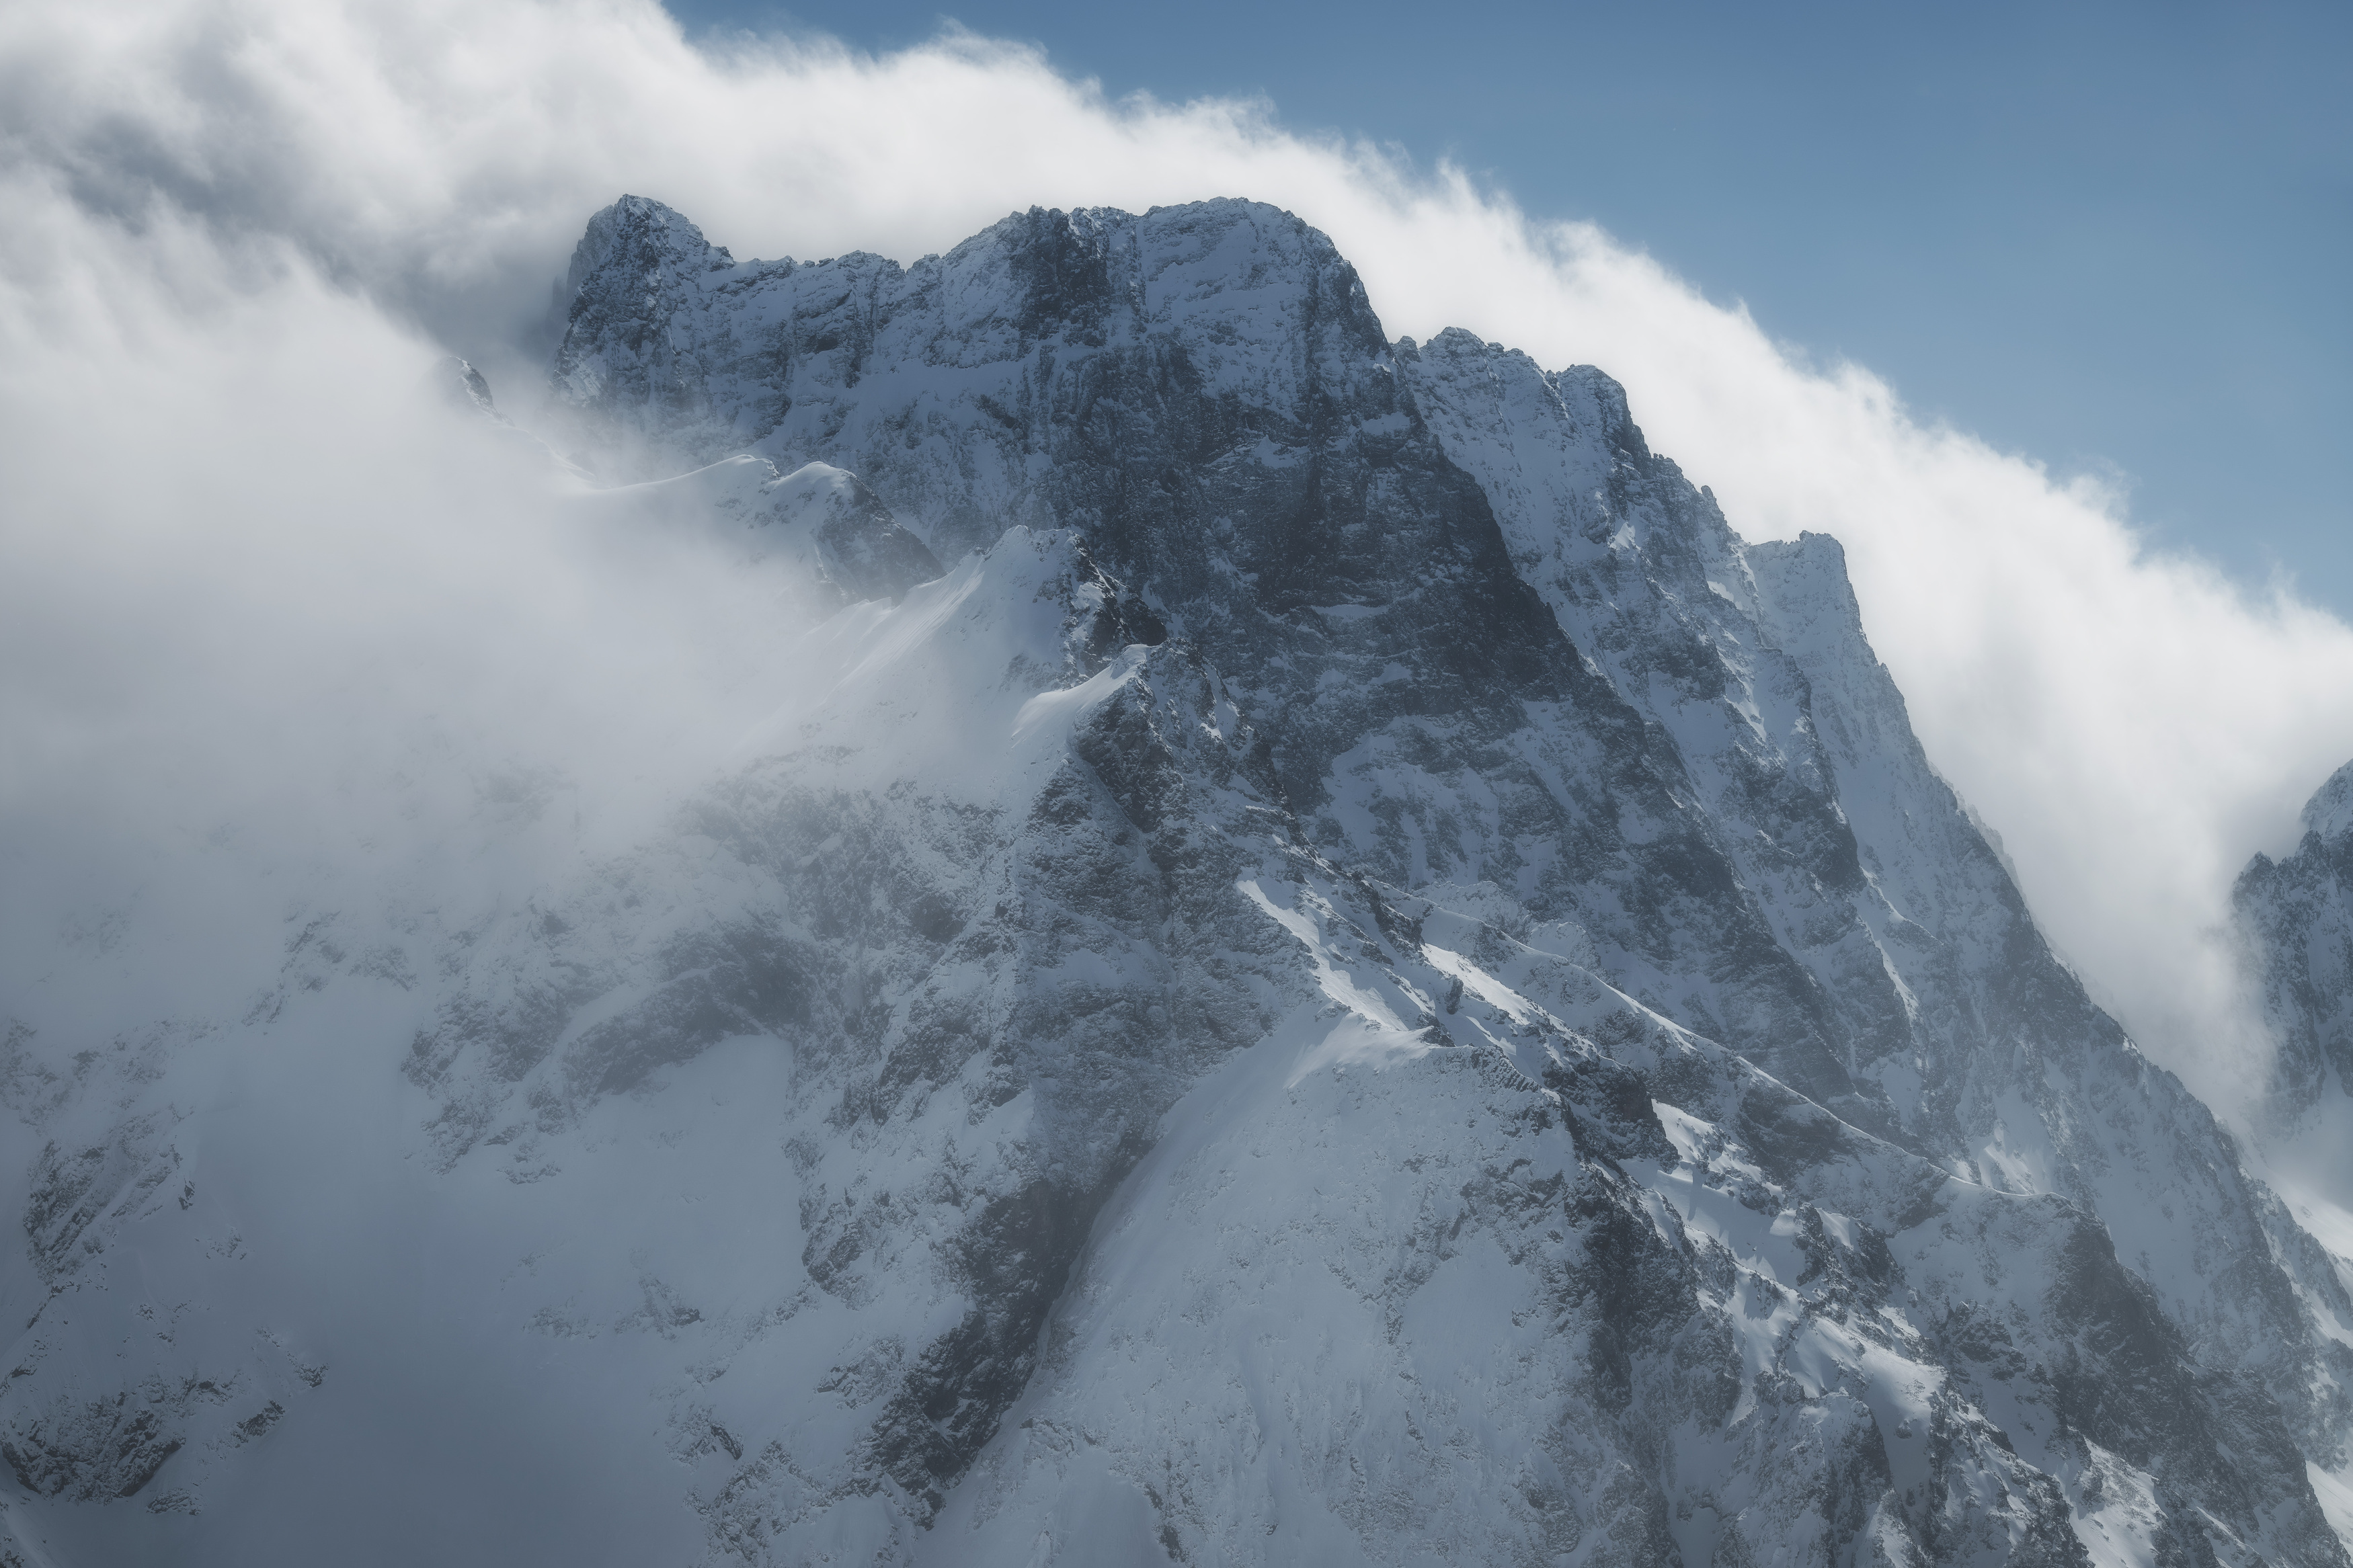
(7, 196, 2352, 1568)
(565, 456, 941, 608)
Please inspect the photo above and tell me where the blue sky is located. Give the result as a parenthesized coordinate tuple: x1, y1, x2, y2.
(665, 0, 2352, 614)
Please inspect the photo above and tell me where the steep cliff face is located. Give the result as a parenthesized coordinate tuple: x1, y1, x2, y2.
(2226, 764, 2353, 1443)
(1394, 329, 2353, 1487)
(6, 196, 2351, 1568)
(2237, 763, 2353, 1110)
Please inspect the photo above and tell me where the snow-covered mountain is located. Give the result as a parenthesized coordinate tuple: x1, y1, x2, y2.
(7, 195, 2353, 1568)
(2238, 765, 2353, 1114)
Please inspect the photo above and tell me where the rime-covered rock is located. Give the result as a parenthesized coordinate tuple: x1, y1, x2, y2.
(2237, 761, 2353, 1108)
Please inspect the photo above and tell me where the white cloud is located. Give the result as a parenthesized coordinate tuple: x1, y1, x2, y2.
(0, 174, 824, 1041)
(5, 0, 2350, 1119)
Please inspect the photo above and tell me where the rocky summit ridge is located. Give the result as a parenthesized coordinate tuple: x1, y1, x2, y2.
(7, 194, 2353, 1568)
(2235, 761, 2353, 1119)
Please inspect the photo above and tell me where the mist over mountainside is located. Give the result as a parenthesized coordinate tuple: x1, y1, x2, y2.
(2237, 765, 2353, 1114)
(7, 195, 2353, 1568)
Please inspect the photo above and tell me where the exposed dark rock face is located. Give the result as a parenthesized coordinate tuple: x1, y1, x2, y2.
(2237, 760, 2353, 1106)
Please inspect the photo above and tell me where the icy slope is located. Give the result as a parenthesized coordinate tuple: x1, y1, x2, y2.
(6, 196, 2352, 1568)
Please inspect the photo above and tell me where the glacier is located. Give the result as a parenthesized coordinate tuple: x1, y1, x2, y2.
(5, 194, 2353, 1568)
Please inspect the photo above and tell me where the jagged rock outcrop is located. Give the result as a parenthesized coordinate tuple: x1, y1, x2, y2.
(2237, 761, 2353, 1108)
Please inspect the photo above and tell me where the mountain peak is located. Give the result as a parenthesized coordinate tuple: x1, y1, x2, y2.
(2302, 756, 2353, 840)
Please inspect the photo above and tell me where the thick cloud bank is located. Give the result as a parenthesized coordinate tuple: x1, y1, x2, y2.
(5, 0, 2350, 1119)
